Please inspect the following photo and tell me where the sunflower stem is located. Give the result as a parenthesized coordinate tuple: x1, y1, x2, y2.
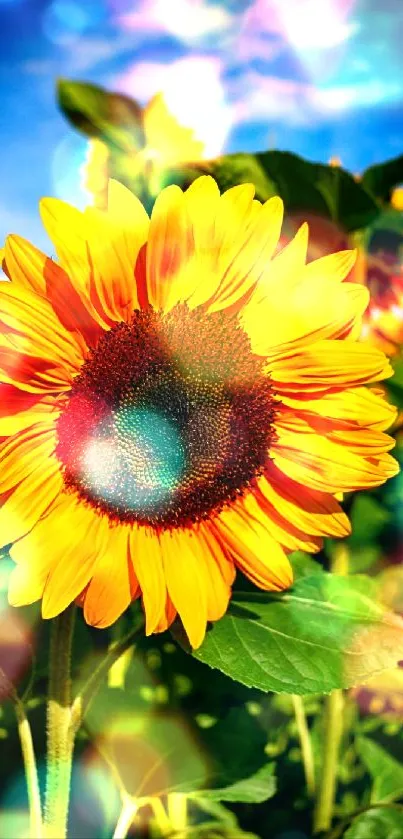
(0, 668, 42, 837)
(292, 695, 315, 796)
(43, 606, 76, 839)
(313, 544, 349, 834)
(112, 796, 139, 839)
(313, 689, 344, 834)
(167, 793, 188, 831)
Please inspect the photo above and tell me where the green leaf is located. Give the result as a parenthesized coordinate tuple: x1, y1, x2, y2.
(197, 763, 276, 804)
(57, 78, 145, 152)
(345, 807, 403, 838)
(255, 151, 379, 231)
(289, 552, 325, 581)
(356, 736, 403, 802)
(85, 691, 271, 799)
(162, 153, 278, 203)
(361, 154, 403, 202)
(190, 574, 403, 695)
(349, 495, 391, 548)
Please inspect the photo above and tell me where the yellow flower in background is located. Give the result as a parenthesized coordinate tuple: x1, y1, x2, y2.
(0, 177, 398, 648)
(83, 93, 205, 209)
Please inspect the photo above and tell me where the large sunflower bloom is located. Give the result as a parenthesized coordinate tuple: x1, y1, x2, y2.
(0, 177, 398, 648)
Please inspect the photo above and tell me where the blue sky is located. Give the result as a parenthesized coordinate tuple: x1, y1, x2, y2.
(0, 0, 403, 250)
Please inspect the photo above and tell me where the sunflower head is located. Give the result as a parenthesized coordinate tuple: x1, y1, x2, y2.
(0, 176, 398, 647)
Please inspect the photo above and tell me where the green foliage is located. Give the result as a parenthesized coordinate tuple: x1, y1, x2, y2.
(57, 78, 145, 152)
(361, 154, 403, 202)
(345, 807, 403, 838)
(190, 573, 403, 694)
(84, 678, 275, 800)
(166, 150, 380, 231)
(198, 763, 276, 804)
(356, 737, 403, 803)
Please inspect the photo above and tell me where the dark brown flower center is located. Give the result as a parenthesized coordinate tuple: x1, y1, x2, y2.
(56, 305, 276, 529)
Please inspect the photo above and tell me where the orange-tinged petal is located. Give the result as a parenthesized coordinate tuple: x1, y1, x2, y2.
(0, 421, 57, 493)
(207, 194, 283, 313)
(272, 419, 399, 493)
(252, 483, 323, 553)
(40, 193, 144, 326)
(279, 386, 397, 431)
(269, 340, 392, 390)
(260, 462, 351, 538)
(153, 596, 177, 634)
(5, 235, 106, 350)
(40, 498, 104, 618)
(129, 525, 167, 635)
(159, 527, 208, 649)
(0, 277, 83, 374)
(84, 524, 139, 628)
(193, 523, 232, 621)
(84, 184, 148, 320)
(146, 185, 194, 312)
(5, 235, 46, 295)
(213, 492, 293, 591)
(0, 458, 63, 547)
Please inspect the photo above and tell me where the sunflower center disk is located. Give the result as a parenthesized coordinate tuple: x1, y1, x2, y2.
(56, 306, 276, 528)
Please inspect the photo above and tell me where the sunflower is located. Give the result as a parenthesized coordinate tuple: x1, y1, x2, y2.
(82, 93, 205, 210)
(0, 177, 398, 648)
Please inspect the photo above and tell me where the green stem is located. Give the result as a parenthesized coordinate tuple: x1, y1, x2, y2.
(292, 695, 315, 796)
(313, 688, 344, 833)
(112, 797, 139, 839)
(43, 606, 76, 839)
(167, 794, 188, 831)
(70, 616, 144, 736)
(0, 668, 42, 837)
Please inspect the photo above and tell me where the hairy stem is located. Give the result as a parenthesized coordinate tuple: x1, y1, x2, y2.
(43, 606, 76, 839)
(0, 667, 42, 838)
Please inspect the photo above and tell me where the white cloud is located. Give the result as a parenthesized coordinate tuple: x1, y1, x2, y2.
(117, 0, 232, 44)
(114, 55, 233, 157)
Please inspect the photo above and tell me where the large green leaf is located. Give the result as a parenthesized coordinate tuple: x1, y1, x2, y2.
(188, 573, 403, 695)
(362, 155, 403, 202)
(356, 737, 403, 803)
(255, 151, 379, 231)
(197, 763, 276, 804)
(345, 807, 403, 838)
(57, 79, 145, 152)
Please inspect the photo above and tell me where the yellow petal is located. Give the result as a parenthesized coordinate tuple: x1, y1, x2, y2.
(302, 249, 357, 284)
(259, 462, 351, 538)
(84, 523, 139, 628)
(207, 194, 284, 313)
(129, 525, 167, 635)
(279, 386, 397, 431)
(146, 185, 194, 312)
(213, 492, 293, 590)
(159, 527, 208, 649)
(269, 340, 392, 390)
(272, 419, 399, 493)
(242, 272, 369, 355)
(0, 458, 63, 547)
